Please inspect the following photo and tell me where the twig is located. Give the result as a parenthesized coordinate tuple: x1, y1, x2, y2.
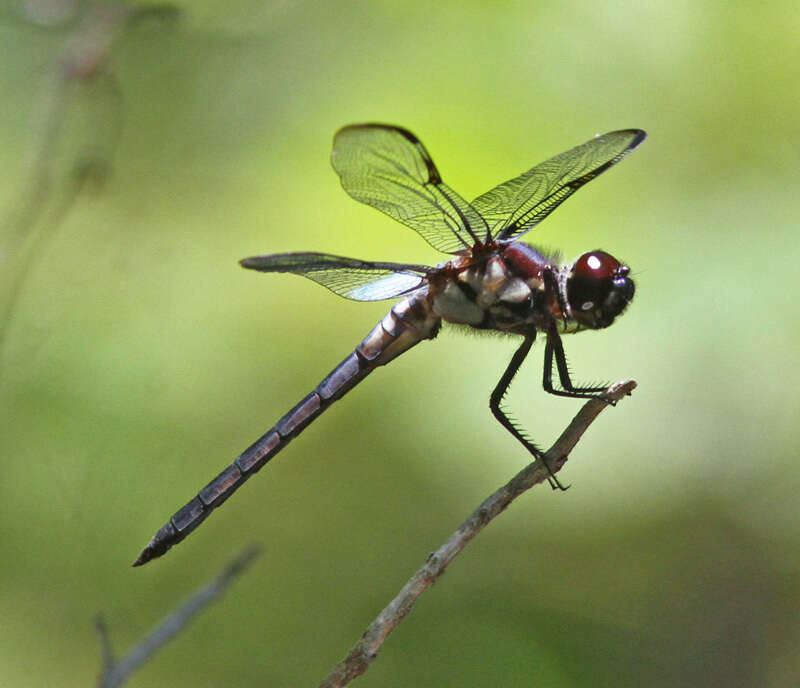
(318, 380, 637, 687)
(95, 545, 261, 688)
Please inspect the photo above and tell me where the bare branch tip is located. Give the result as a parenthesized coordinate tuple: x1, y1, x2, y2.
(605, 379, 637, 402)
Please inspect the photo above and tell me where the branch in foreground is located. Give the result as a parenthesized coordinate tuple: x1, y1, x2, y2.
(318, 380, 637, 688)
(95, 545, 261, 688)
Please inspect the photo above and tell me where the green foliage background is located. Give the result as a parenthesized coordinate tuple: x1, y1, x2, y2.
(1, 1, 798, 686)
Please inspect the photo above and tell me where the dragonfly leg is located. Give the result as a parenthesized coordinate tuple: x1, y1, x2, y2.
(489, 332, 566, 491)
(543, 323, 609, 399)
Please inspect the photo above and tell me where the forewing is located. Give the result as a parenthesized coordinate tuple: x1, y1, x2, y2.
(471, 129, 646, 241)
(331, 124, 488, 254)
(240, 252, 431, 302)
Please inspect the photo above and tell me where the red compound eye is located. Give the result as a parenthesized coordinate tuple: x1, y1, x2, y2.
(567, 250, 633, 329)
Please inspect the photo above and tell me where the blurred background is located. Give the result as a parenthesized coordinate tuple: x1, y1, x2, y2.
(1, 1, 798, 686)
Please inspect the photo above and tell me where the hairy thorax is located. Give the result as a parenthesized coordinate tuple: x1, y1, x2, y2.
(429, 242, 563, 336)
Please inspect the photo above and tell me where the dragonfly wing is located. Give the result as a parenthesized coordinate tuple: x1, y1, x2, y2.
(471, 129, 646, 242)
(331, 124, 489, 254)
(240, 252, 432, 302)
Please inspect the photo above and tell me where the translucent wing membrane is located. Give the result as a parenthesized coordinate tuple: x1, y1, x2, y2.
(471, 129, 647, 242)
(239, 252, 431, 301)
(331, 124, 489, 254)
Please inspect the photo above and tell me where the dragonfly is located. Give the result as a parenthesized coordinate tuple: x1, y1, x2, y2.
(134, 123, 646, 566)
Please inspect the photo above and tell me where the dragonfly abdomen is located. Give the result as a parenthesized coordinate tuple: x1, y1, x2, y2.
(133, 294, 440, 566)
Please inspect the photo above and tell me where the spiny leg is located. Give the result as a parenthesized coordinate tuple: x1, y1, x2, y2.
(489, 332, 566, 491)
(543, 323, 608, 399)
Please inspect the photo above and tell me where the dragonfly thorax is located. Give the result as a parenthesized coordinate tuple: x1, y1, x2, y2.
(429, 242, 555, 335)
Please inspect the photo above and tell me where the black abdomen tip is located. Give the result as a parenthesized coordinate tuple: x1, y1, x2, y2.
(132, 522, 179, 567)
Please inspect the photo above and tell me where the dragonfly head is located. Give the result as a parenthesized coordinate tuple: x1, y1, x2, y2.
(565, 250, 634, 329)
